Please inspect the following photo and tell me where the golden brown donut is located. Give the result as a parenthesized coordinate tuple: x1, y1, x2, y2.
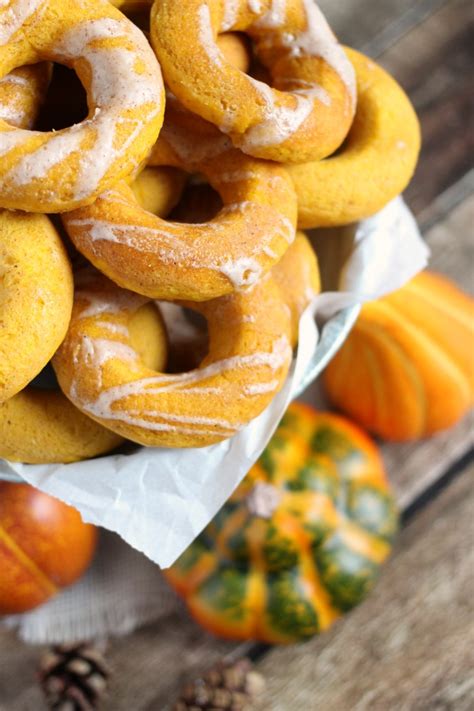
(151, 0, 356, 162)
(0, 210, 73, 404)
(62, 121, 297, 301)
(53, 272, 293, 448)
(289, 48, 421, 228)
(0, 0, 164, 212)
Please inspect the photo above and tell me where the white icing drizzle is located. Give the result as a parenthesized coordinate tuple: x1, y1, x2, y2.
(239, 77, 313, 150)
(262, 245, 277, 258)
(198, 4, 223, 66)
(254, 0, 288, 28)
(94, 321, 130, 336)
(248, 0, 263, 13)
(78, 289, 146, 319)
(221, 0, 240, 31)
(0, 0, 44, 46)
(244, 379, 279, 396)
(69, 331, 291, 435)
(276, 77, 331, 106)
(80, 336, 139, 369)
(219, 256, 263, 289)
(0, 72, 30, 87)
(0, 130, 27, 155)
(280, 0, 356, 104)
(1, 17, 163, 202)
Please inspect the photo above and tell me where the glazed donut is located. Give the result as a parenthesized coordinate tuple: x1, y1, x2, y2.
(151, 0, 356, 162)
(289, 48, 421, 228)
(272, 231, 320, 345)
(0, 210, 73, 404)
(0, 65, 51, 129)
(0, 0, 164, 213)
(0, 390, 123, 464)
(0, 295, 168, 463)
(53, 272, 293, 448)
(62, 122, 297, 301)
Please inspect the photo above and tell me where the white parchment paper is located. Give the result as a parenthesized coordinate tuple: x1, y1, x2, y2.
(0, 198, 429, 570)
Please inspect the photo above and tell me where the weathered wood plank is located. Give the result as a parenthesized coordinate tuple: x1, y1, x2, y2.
(256, 467, 474, 710)
(0, 632, 42, 711)
(318, 0, 448, 55)
(377, 0, 474, 217)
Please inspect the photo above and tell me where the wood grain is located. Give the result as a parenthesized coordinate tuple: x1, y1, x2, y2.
(256, 467, 474, 711)
(378, 0, 474, 218)
(319, 0, 449, 55)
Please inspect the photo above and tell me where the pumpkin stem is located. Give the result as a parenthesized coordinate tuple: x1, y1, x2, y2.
(246, 482, 282, 519)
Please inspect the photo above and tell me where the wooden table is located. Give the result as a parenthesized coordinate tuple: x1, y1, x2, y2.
(1, 1, 473, 709)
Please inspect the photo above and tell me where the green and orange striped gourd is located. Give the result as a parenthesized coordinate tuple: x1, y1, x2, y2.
(166, 403, 398, 644)
(324, 271, 474, 440)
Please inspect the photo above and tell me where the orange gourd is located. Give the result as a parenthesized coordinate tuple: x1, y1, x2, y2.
(324, 271, 474, 440)
(0, 483, 97, 614)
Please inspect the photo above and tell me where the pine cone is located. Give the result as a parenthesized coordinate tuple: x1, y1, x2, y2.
(174, 658, 265, 711)
(38, 643, 110, 711)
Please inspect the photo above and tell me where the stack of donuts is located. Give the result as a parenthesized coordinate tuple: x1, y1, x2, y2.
(0, 0, 420, 464)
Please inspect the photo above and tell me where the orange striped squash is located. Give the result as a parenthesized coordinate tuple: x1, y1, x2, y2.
(324, 271, 474, 440)
(166, 403, 397, 643)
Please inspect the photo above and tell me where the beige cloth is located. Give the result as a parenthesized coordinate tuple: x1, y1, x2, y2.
(3, 531, 180, 644)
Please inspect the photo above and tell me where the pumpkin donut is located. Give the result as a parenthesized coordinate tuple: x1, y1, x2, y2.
(272, 231, 320, 345)
(0, 210, 73, 404)
(62, 122, 297, 301)
(151, 0, 356, 163)
(290, 48, 421, 228)
(0, 295, 167, 464)
(0, 0, 164, 213)
(0, 64, 51, 129)
(53, 272, 293, 448)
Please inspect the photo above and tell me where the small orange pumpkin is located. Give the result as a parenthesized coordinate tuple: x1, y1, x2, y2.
(324, 271, 474, 440)
(0, 483, 97, 614)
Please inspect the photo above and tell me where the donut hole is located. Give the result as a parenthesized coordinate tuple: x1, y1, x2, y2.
(158, 303, 209, 374)
(168, 180, 223, 224)
(35, 64, 88, 131)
